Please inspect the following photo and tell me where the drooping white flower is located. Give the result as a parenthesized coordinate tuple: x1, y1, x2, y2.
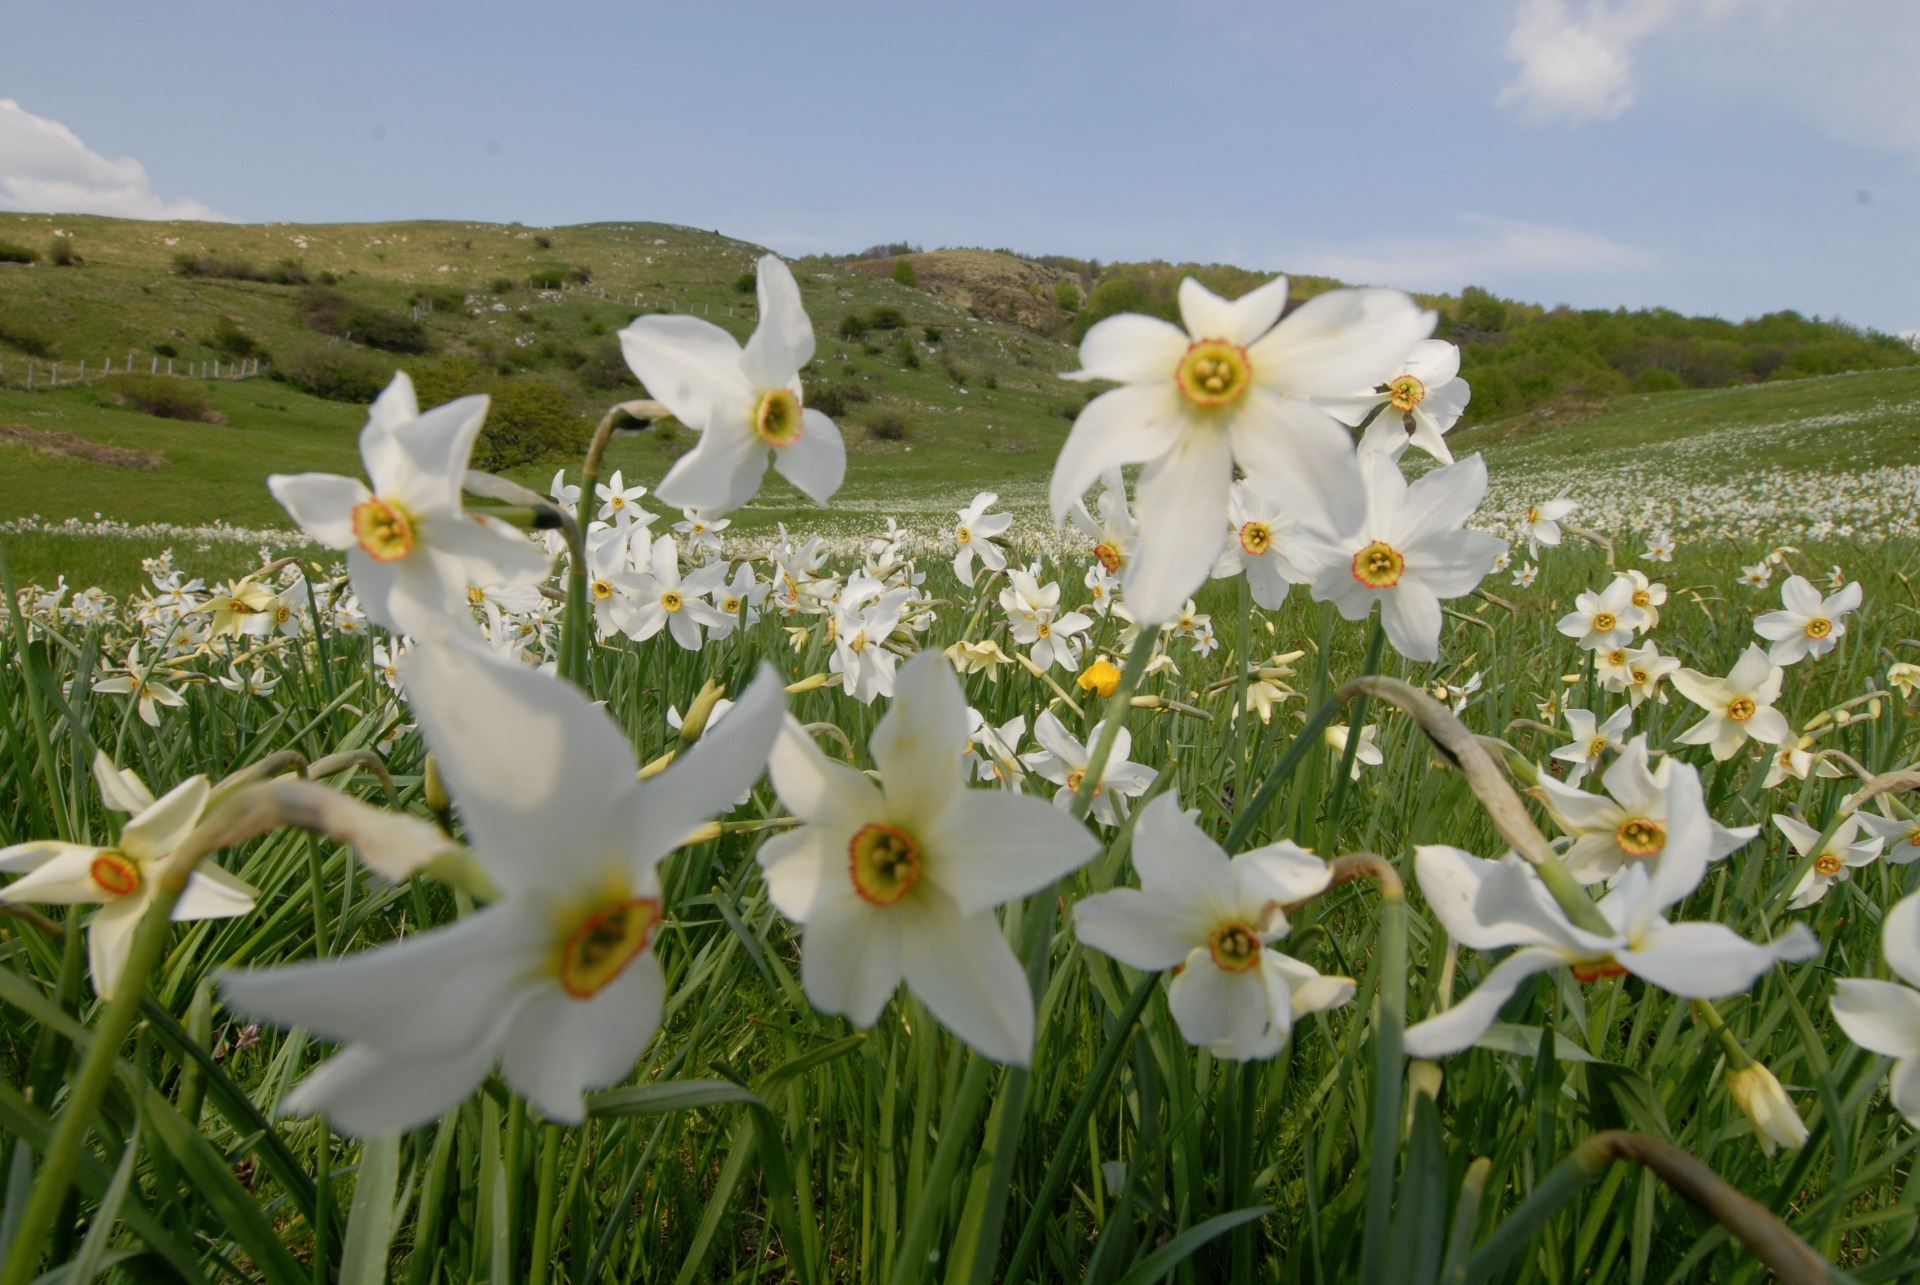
(93, 646, 190, 727)
(268, 373, 550, 634)
(222, 647, 787, 1135)
(1520, 492, 1577, 557)
(628, 534, 730, 650)
(1556, 578, 1647, 651)
(1067, 467, 1137, 577)
(1598, 640, 1680, 706)
(1671, 646, 1790, 760)
(966, 710, 1029, 790)
(1762, 736, 1847, 790)
(998, 570, 1092, 671)
(1083, 561, 1120, 616)
(1321, 339, 1471, 465)
(1212, 479, 1310, 610)
(1829, 892, 1920, 1127)
(1725, 1062, 1809, 1157)
(1283, 451, 1507, 664)
(1754, 575, 1861, 666)
(619, 254, 844, 515)
(1549, 705, 1632, 787)
(0, 752, 256, 997)
(758, 653, 1100, 1065)
(1074, 793, 1353, 1060)
(1323, 723, 1383, 779)
(1049, 276, 1433, 625)
(1775, 814, 1882, 910)
(830, 580, 917, 704)
(951, 492, 1013, 587)
(1022, 710, 1157, 827)
(1403, 844, 1818, 1058)
(1536, 737, 1755, 885)
(1855, 812, 1920, 865)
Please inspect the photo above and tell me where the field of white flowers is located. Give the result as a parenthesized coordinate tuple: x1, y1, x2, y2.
(1, 261, 1917, 1285)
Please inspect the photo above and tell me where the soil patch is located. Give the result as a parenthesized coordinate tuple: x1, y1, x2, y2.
(0, 424, 167, 470)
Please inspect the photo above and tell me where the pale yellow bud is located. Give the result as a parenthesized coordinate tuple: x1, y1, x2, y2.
(638, 749, 676, 780)
(677, 679, 727, 744)
(785, 673, 832, 694)
(678, 820, 723, 847)
(423, 752, 450, 815)
(1725, 1062, 1808, 1156)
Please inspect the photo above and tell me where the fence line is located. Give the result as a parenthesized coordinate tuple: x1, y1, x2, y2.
(0, 355, 267, 392)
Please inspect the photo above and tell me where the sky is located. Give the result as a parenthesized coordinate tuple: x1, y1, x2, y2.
(2, 0, 1916, 335)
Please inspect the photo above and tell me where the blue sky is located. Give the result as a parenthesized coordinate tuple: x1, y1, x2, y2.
(2, 0, 1915, 334)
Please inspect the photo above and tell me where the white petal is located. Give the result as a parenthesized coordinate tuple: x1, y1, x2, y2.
(741, 256, 814, 388)
(901, 894, 1035, 1066)
(1378, 583, 1443, 664)
(1624, 921, 1819, 997)
(924, 791, 1100, 916)
(1402, 946, 1564, 1058)
(172, 867, 257, 921)
(1234, 841, 1332, 905)
(1047, 383, 1183, 522)
(1395, 454, 1488, 547)
(119, 776, 210, 864)
(1124, 426, 1232, 626)
(499, 955, 665, 1124)
(282, 1039, 502, 1137)
(1073, 889, 1201, 970)
(91, 752, 155, 814)
(87, 897, 147, 998)
(1248, 288, 1434, 398)
(1402, 340, 1461, 385)
(1168, 954, 1286, 1061)
(870, 652, 968, 827)
(618, 315, 749, 427)
(1177, 275, 1289, 348)
(654, 419, 767, 515)
(768, 719, 884, 830)
(268, 474, 369, 550)
(801, 893, 904, 1028)
(399, 644, 639, 896)
(0, 840, 102, 877)
(1131, 793, 1235, 903)
(1885, 894, 1920, 989)
(1071, 313, 1189, 384)
(772, 408, 845, 506)
(1830, 978, 1920, 1059)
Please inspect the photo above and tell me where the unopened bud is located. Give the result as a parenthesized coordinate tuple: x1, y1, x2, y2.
(678, 820, 723, 848)
(638, 749, 676, 780)
(423, 753, 450, 814)
(786, 673, 832, 694)
(678, 679, 727, 744)
(1725, 1062, 1808, 1157)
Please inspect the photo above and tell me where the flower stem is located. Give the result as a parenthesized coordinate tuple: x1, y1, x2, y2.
(887, 1053, 993, 1285)
(1359, 872, 1408, 1285)
(1321, 616, 1387, 857)
(1691, 998, 1756, 1069)
(526, 1123, 562, 1285)
(1070, 635, 1155, 822)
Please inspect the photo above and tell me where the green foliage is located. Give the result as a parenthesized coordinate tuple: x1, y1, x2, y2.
(0, 316, 53, 358)
(103, 373, 218, 422)
(733, 271, 757, 294)
(866, 410, 909, 440)
(890, 258, 918, 288)
(407, 358, 590, 470)
(922, 325, 942, 344)
(207, 317, 267, 360)
(0, 241, 39, 265)
(579, 336, 638, 391)
(1070, 262, 1279, 342)
(895, 336, 920, 369)
(1053, 278, 1081, 311)
(47, 237, 79, 267)
(273, 343, 396, 402)
(867, 305, 906, 331)
(296, 287, 432, 355)
(838, 313, 870, 341)
(490, 277, 516, 294)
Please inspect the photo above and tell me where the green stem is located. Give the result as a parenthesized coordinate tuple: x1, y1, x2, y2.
(0, 884, 184, 1285)
(1321, 616, 1387, 857)
(526, 1123, 562, 1285)
(1691, 998, 1756, 1070)
(1070, 635, 1156, 822)
(1228, 1060, 1260, 1280)
(888, 1054, 994, 1285)
(0, 537, 67, 841)
(1226, 699, 1348, 853)
(1359, 875, 1408, 1285)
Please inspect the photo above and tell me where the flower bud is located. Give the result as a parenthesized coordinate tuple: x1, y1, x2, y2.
(1077, 658, 1122, 698)
(785, 673, 832, 694)
(677, 679, 727, 744)
(423, 752, 450, 815)
(1725, 1062, 1808, 1156)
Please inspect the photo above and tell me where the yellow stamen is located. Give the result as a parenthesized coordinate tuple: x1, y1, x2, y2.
(1240, 521, 1273, 556)
(1727, 697, 1756, 722)
(753, 388, 804, 447)
(1386, 374, 1426, 412)
(1571, 957, 1628, 983)
(661, 591, 683, 612)
(1207, 920, 1262, 972)
(351, 496, 416, 562)
(849, 823, 920, 906)
(1806, 617, 1832, 639)
(1175, 339, 1251, 408)
(1592, 611, 1617, 632)
(1351, 541, 1405, 589)
(89, 852, 141, 897)
(557, 897, 661, 998)
(1616, 817, 1665, 857)
(1093, 543, 1123, 572)
(1814, 853, 1844, 876)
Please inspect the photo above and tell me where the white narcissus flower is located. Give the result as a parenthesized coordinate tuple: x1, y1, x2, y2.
(1321, 339, 1472, 465)
(596, 470, 654, 525)
(1212, 480, 1310, 610)
(1022, 710, 1158, 827)
(1623, 569, 1666, 629)
(93, 647, 189, 728)
(1888, 662, 1920, 699)
(831, 581, 917, 705)
(1754, 575, 1862, 666)
(0, 752, 256, 998)
(758, 653, 1100, 1065)
(966, 710, 1029, 790)
(1739, 562, 1773, 589)
(1403, 844, 1818, 1058)
(1775, 814, 1882, 910)
(1762, 736, 1846, 789)
(1323, 724, 1383, 779)
(1556, 578, 1647, 651)
(952, 492, 1012, 587)
(1521, 492, 1576, 557)
(1671, 646, 1790, 760)
(1598, 641, 1680, 707)
(223, 648, 788, 1136)
(1050, 275, 1433, 625)
(1074, 793, 1354, 1061)
(1511, 563, 1539, 588)
(268, 373, 549, 635)
(1643, 534, 1675, 562)
(1549, 705, 1632, 787)
(1855, 812, 1920, 865)
(619, 254, 844, 515)
(1829, 891, 1920, 1127)
(706, 562, 769, 640)
(1067, 467, 1137, 576)
(998, 571, 1092, 672)
(1536, 737, 1756, 886)
(628, 535, 730, 650)
(673, 508, 729, 558)
(1284, 452, 1507, 664)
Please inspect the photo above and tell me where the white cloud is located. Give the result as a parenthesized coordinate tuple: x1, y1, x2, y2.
(0, 99, 227, 221)
(1497, 0, 1681, 124)
(1291, 214, 1657, 292)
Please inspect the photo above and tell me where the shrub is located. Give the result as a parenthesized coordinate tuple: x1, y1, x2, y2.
(0, 240, 39, 264)
(266, 259, 311, 285)
(923, 325, 942, 344)
(941, 358, 968, 385)
(152, 342, 179, 359)
(48, 238, 80, 267)
(105, 374, 219, 423)
(409, 287, 465, 313)
(208, 317, 267, 360)
(866, 412, 909, 442)
(839, 314, 870, 341)
(579, 337, 638, 390)
(568, 265, 591, 285)
(527, 266, 587, 289)
(173, 253, 266, 281)
(408, 359, 590, 470)
(1633, 367, 1683, 393)
(0, 318, 53, 358)
(532, 234, 551, 249)
(491, 277, 516, 294)
(734, 271, 757, 294)
(1053, 279, 1082, 311)
(297, 287, 433, 354)
(274, 344, 395, 403)
(896, 337, 920, 369)
(891, 259, 918, 288)
(867, 305, 906, 331)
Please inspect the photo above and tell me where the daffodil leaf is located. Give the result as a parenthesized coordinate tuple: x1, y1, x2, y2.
(587, 1078, 760, 1118)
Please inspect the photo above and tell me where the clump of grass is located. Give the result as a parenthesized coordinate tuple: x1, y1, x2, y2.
(273, 343, 395, 402)
(866, 411, 909, 441)
(296, 286, 432, 354)
(0, 240, 40, 264)
(104, 374, 222, 423)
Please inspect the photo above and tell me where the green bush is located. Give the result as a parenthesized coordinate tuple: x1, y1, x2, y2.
(48, 237, 79, 267)
(491, 277, 516, 294)
(839, 314, 870, 341)
(0, 240, 39, 264)
(867, 305, 906, 331)
(1633, 367, 1684, 393)
(1053, 279, 1082, 311)
(923, 325, 942, 344)
(0, 317, 53, 358)
(408, 359, 590, 471)
(273, 344, 396, 403)
(526, 266, 587, 290)
(172, 253, 265, 281)
(208, 317, 266, 360)
(104, 374, 218, 422)
(734, 271, 757, 294)
(297, 287, 432, 354)
(866, 411, 909, 442)
(896, 337, 921, 369)
(891, 259, 918, 288)
(152, 342, 179, 359)
(579, 337, 637, 390)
